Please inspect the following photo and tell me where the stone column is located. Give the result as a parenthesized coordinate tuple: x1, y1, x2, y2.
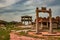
(21, 17, 23, 24)
(24, 17, 25, 25)
(36, 7, 39, 34)
(41, 19, 43, 30)
(27, 18, 29, 25)
(41, 22, 43, 30)
(47, 22, 48, 28)
(31, 18, 32, 25)
(49, 9, 53, 34)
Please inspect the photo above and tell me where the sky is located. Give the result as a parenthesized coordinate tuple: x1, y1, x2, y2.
(0, 0, 60, 22)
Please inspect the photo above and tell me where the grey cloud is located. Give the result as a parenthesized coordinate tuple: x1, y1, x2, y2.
(0, 0, 60, 21)
(0, 0, 6, 3)
(47, 0, 60, 6)
(0, 8, 33, 13)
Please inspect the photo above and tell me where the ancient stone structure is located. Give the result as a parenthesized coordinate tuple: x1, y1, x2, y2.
(21, 15, 32, 25)
(35, 17, 60, 29)
(36, 7, 52, 34)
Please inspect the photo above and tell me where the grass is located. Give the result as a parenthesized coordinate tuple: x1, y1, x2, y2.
(0, 28, 10, 40)
(0, 24, 31, 40)
(11, 27, 31, 31)
(0, 24, 14, 40)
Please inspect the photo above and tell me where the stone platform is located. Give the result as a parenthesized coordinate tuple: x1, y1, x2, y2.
(42, 32, 60, 36)
(28, 31, 60, 37)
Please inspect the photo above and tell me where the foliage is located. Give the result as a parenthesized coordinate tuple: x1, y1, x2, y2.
(0, 28, 10, 40)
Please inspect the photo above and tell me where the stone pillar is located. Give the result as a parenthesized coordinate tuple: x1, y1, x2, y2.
(23, 17, 24, 25)
(41, 19, 43, 30)
(21, 18, 23, 24)
(36, 7, 39, 34)
(31, 18, 32, 25)
(49, 15, 52, 33)
(47, 22, 48, 28)
(49, 9, 53, 34)
(28, 18, 29, 25)
(41, 22, 43, 30)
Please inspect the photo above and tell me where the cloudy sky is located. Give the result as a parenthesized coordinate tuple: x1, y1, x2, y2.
(0, 0, 60, 22)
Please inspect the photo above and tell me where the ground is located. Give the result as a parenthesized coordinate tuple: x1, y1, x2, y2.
(10, 31, 45, 40)
(0, 25, 60, 40)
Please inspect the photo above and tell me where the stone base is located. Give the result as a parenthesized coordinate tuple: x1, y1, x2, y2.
(28, 31, 60, 37)
(42, 32, 60, 36)
(43, 34, 60, 36)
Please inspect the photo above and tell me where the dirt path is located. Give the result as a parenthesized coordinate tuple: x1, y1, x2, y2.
(10, 32, 45, 40)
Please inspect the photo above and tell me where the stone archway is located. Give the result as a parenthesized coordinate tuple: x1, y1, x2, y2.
(36, 7, 52, 34)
